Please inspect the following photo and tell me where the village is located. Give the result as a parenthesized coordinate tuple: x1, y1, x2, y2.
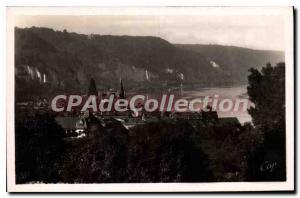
(16, 78, 241, 139)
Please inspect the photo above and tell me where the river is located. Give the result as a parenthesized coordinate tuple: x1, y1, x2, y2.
(181, 86, 252, 124)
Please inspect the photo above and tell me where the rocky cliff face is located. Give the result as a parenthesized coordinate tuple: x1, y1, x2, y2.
(15, 27, 284, 100)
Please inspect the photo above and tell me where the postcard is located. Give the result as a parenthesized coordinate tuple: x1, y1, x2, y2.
(6, 7, 294, 192)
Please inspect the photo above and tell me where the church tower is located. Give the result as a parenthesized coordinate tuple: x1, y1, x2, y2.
(119, 79, 126, 99)
(88, 78, 98, 96)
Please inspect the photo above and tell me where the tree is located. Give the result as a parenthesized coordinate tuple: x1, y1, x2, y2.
(15, 113, 66, 183)
(246, 62, 286, 181)
(127, 120, 213, 182)
(59, 119, 129, 183)
(247, 62, 285, 131)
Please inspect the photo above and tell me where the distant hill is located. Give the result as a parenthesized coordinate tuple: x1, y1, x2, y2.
(175, 44, 284, 83)
(15, 27, 284, 100)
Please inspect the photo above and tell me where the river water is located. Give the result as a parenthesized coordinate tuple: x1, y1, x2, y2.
(131, 85, 252, 124)
(182, 86, 252, 124)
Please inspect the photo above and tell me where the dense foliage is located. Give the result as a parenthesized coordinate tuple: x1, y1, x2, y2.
(15, 113, 258, 183)
(127, 120, 213, 182)
(246, 62, 286, 181)
(15, 112, 65, 183)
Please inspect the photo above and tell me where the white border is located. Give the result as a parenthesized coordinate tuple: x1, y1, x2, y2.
(6, 7, 294, 192)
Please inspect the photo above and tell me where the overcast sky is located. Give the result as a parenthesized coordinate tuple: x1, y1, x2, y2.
(15, 15, 285, 51)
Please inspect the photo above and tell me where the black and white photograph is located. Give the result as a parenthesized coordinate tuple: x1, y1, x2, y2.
(6, 6, 294, 192)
